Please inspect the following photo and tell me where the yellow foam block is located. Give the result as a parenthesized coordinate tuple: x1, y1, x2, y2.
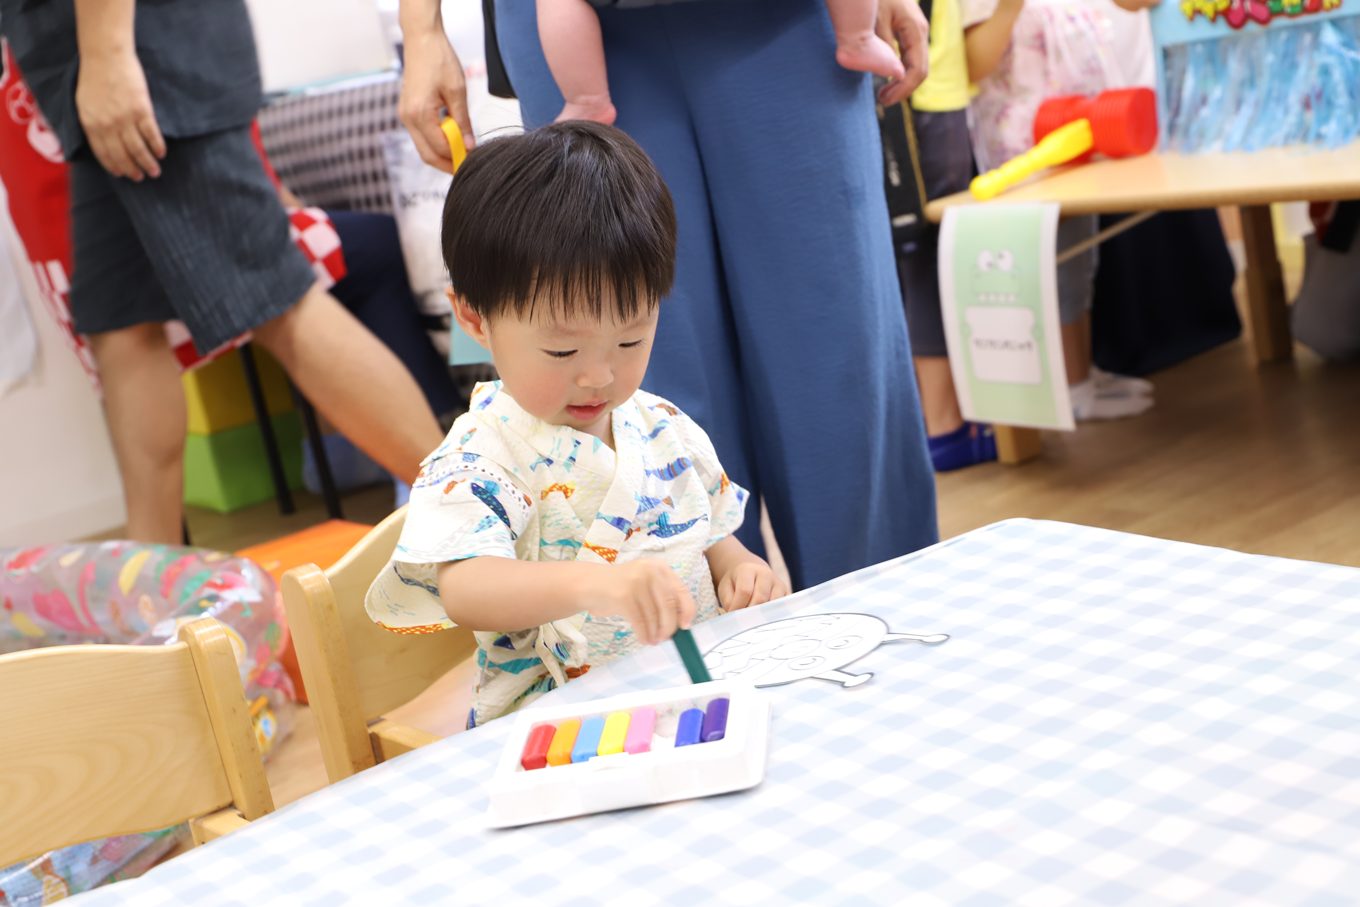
(183, 348, 295, 436)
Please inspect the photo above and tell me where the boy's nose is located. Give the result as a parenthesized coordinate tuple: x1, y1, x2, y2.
(577, 362, 612, 389)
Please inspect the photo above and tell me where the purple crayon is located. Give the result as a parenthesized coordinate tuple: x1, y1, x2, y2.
(701, 698, 729, 742)
(625, 706, 657, 754)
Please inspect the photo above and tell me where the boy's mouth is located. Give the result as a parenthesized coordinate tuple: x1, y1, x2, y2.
(566, 402, 607, 420)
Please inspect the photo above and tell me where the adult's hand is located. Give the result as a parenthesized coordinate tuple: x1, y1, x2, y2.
(73, 0, 165, 181)
(398, 0, 473, 173)
(75, 49, 166, 181)
(876, 0, 931, 106)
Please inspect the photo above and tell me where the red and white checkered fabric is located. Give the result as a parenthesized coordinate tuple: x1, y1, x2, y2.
(289, 205, 347, 289)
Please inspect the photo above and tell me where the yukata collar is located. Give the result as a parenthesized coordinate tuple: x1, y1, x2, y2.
(469, 381, 645, 479)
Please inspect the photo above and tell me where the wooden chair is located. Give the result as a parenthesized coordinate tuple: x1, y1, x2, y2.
(281, 507, 478, 784)
(0, 618, 274, 867)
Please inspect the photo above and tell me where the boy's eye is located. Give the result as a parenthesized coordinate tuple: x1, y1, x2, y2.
(543, 349, 577, 359)
(619, 340, 644, 349)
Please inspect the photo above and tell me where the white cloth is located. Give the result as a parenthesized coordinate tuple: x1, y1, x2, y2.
(0, 229, 39, 397)
(1105, 6, 1156, 89)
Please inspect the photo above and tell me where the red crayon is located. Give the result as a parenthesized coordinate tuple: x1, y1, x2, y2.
(520, 723, 556, 770)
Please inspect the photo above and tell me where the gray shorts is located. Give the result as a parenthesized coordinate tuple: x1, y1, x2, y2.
(898, 108, 1098, 358)
(68, 125, 317, 352)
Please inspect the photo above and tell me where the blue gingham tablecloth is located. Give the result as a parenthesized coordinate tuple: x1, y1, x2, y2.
(73, 520, 1360, 906)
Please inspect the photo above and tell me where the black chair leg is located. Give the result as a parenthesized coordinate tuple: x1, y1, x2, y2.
(296, 394, 344, 521)
(238, 342, 295, 516)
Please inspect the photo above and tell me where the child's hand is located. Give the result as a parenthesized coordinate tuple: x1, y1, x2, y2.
(717, 560, 789, 612)
(583, 560, 698, 646)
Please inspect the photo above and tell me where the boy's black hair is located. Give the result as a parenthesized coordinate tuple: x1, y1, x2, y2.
(441, 120, 676, 323)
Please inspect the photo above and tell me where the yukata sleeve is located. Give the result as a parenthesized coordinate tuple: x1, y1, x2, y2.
(364, 448, 533, 634)
(670, 409, 749, 547)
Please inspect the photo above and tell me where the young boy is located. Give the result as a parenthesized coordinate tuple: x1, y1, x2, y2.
(365, 121, 786, 728)
(536, 0, 906, 124)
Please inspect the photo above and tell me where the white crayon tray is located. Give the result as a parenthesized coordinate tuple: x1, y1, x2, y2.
(486, 680, 769, 828)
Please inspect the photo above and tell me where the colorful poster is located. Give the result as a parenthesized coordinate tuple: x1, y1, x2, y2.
(938, 203, 1074, 431)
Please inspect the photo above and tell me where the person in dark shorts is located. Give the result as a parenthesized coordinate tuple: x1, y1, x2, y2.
(0, 0, 443, 542)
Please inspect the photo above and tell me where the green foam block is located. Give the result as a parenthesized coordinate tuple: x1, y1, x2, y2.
(183, 413, 303, 513)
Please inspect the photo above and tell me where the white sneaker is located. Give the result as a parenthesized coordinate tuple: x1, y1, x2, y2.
(1091, 366, 1154, 397)
(1071, 378, 1155, 421)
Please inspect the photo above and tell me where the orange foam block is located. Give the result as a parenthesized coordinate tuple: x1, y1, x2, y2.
(237, 519, 375, 703)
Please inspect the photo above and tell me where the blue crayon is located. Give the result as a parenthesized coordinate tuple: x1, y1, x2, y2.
(675, 708, 704, 747)
(571, 716, 606, 763)
(701, 698, 730, 742)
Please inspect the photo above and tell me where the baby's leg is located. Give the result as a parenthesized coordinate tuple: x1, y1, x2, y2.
(824, 0, 905, 81)
(537, 0, 617, 124)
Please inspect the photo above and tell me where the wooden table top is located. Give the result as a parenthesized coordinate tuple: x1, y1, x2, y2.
(926, 142, 1360, 220)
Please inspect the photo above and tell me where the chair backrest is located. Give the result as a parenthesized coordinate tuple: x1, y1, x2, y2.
(281, 507, 477, 782)
(0, 618, 273, 866)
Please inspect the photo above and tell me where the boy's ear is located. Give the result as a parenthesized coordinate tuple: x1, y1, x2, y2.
(449, 289, 492, 350)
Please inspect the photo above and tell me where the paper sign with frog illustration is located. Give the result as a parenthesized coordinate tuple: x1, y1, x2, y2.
(939, 202, 1074, 431)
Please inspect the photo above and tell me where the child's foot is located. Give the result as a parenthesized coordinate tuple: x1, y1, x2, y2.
(1091, 366, 1154, 397)
(928, 422, 997, 472)
(1070, 379, 1155, 421)
(556, 94, 617, 126)
(834, 30, 906, 81)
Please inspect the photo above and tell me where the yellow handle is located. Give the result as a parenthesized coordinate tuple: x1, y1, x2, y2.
(441, 117, 468, 172)
(969, 119, 1094, 201)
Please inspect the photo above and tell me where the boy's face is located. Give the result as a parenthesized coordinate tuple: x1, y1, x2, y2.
(453, 295, 659, 446)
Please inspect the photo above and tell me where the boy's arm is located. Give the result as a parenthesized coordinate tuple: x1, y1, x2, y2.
(437, 557, 698, 646)
(73, 0, 165, 180)
(963, 0, 1026, 83)
(705, 536, 789, 611)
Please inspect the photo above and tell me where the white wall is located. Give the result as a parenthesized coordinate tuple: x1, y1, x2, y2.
(245, 0, 395, 93)
(0, 187, 125, 546)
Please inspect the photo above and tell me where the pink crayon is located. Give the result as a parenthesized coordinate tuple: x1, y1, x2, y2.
(624, 706, 657, 754)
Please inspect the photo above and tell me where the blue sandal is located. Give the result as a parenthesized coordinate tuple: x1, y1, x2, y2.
(927, 422, 997, 472)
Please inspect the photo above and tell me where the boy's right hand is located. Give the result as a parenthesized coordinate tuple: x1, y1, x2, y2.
(74, 47, 165, 181)
(583, 560, 697, 647)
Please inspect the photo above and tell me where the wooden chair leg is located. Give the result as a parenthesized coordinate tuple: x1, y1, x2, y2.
(189, 808, 250, 846)
(370, 719, 440, 764)
(995, 426, 1043, 465)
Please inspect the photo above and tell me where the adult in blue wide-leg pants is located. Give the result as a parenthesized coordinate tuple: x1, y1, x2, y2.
(495, 0, 938, 590)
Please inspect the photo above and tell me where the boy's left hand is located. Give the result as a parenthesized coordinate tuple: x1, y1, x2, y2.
(717, 561, 789, 611)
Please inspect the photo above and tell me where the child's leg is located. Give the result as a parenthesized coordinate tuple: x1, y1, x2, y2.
(536, 0, 617, 124)
(1057, 217, 1153, 421)
(824, 0, 905, 80)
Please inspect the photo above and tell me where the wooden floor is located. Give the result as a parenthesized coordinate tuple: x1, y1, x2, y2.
(936, 341, 1359, 568)
(179, 333, 1359, 809)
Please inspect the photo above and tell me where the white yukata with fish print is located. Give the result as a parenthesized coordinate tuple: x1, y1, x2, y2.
(365, 381, 748, 728)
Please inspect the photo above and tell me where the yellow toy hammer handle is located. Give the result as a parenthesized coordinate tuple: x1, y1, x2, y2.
(969, 119, 1094, 201)
(441, 117, 469, 173)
